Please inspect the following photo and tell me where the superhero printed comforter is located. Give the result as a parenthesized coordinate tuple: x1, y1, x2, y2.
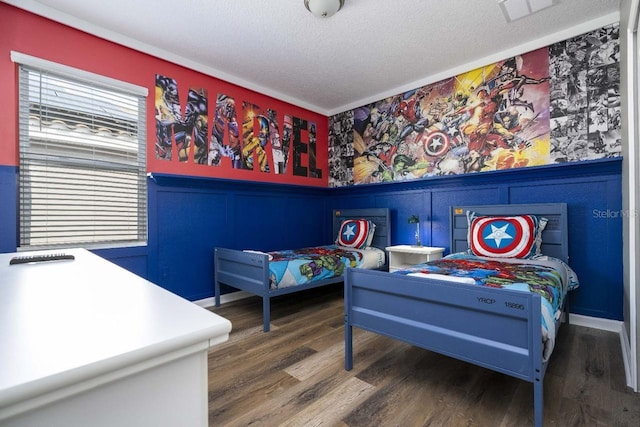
(267, 245, 385, 290)
(394, 253, 579, 361)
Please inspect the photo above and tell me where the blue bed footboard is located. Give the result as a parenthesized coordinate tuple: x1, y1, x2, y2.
(214, 246, 351, 331)
(344, 268, 546, 426)
(214, 247, 271, 328)
(344, 202, 569, 427)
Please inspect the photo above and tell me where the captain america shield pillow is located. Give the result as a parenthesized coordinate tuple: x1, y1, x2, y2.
(467, 211, 548, 259)
(336, 219, 376, 249)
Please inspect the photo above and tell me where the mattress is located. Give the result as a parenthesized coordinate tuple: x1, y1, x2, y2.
(265, 245, 386, 290)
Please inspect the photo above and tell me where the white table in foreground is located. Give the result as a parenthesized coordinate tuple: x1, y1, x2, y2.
(0, 248, 231, 427)
(386, 245, 445, 272)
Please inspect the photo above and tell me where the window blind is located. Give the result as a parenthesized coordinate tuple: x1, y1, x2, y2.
(17, 63, 147, 249)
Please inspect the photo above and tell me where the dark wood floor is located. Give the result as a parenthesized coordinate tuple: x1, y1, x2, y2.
(207, 285, 640, 426)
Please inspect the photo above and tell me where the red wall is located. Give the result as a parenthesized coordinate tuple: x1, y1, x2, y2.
(0, 3, 328, 187)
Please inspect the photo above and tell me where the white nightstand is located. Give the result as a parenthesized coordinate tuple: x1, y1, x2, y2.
(385, 245, 445, 272)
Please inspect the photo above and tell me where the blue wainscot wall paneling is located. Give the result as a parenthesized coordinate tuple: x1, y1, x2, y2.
(92, 245, 149, 279)
(1, 160, 624, 322)
(376, 190, 433, 247)
(0, 165, 17, 253)
(507, 167, 623, 320)
(327, 158, 623, 321)
(147, 173, 329, 301)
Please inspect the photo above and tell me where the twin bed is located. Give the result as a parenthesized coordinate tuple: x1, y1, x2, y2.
(214, 203, 575, 426)
(214, 208, 391, 331)
(344, 203, 574, 427)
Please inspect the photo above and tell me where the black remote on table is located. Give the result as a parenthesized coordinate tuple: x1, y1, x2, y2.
(9, 253, 75, 265)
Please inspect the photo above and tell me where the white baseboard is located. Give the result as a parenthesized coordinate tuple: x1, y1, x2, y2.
(193, 291, 253, 309)
(568, 313, 624, 332)
(619, 324, 634, 390)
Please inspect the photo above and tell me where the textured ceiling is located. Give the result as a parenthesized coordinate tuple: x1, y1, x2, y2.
(5, 0, 620, 115)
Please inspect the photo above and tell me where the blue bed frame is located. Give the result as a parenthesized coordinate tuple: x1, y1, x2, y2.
(344, 203, 568, 427)
(214, 208, 391, 332)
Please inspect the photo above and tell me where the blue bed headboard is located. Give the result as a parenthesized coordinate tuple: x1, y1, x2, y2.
(333, 208, 391, 251)
(450, 203, 569, 263)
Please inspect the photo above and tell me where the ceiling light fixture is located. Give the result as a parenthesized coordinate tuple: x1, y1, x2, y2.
(304, 0, 345, 18)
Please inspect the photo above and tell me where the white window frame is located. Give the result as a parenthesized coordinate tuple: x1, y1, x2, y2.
(12, 52, 149, 250)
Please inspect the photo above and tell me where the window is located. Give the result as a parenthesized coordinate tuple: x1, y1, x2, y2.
(14, 53, 148, 249)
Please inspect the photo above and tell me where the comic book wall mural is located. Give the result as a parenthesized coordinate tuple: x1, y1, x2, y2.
(328, 24, 620, 187)
(549, 24, 621, 161)
(154, 75, 325, 187)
